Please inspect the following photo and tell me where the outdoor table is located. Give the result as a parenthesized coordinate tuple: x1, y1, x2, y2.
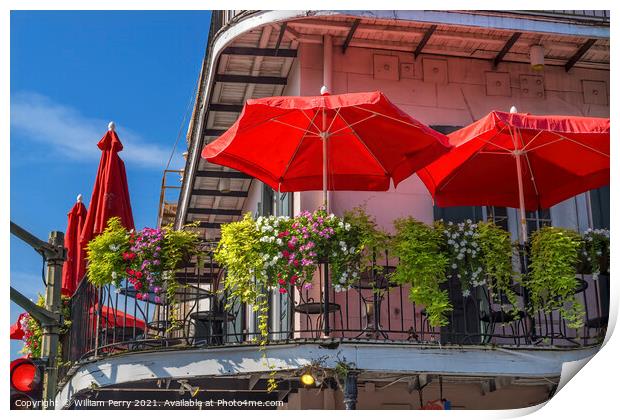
(118, 284, 214, 304)
(352, 266, 396, 339)
(294, 302, 342, 338)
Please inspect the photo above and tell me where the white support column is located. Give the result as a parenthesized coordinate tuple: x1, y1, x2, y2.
(323, 34, 333, 92)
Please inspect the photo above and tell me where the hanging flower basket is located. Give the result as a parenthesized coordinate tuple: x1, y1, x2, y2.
(86, 217, 201, 305)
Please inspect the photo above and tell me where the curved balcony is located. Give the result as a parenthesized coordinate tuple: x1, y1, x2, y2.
(60, 243, 608, 369)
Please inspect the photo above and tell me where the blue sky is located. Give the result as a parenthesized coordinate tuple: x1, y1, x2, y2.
(10, 10, 211, 359)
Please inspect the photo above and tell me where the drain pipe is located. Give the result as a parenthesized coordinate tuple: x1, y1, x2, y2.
(343, 371, 359, 410)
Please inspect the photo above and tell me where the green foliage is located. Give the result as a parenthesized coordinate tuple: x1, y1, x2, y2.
(215, 214, 274, 388)
(161, 222, 201, 328)
(477, 221, 520, 314)
(526, 227, 585, 329)
(343, 206, 390, 274)
(86, 217, 130, 287)
(216, 213, 267, 304)
(581, 228, 610, 277)
(21, 295, 72, 361)
(392, 217, 451, 327)
(435, 219, 484, 295)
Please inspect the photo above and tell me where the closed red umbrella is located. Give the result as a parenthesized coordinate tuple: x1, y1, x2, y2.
(202, 90, 450, 207)
(80, 122, 135, 251)
(61, 195, 88, 296)
(10, 313, 28, 340)
(418, 110, 609, 242)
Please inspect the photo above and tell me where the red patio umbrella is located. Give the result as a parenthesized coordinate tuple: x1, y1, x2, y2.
(89, 305, 146, 330)
(61, 195, 88, 296)
(10, 313, 28, 340)
(202, 90, 450, 208)
(418, 110, 609, 242)
(80, 122, 135, 251)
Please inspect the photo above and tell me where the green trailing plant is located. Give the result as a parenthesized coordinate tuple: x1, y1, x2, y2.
(160, 222, 201, 329)
(477, 221, 520, 315)
(436, 219, 484, 297)
(21, 295, 72, 361)
(392, 217, 451, 327)
(86, 217, 130, 287)
(343, 206, 391, 289)
(526, 227, 585, 329)
(581, 228, 610, 279)
(215, 214, 275, 389)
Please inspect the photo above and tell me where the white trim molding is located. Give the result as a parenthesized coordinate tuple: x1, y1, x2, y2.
(56, 342, 600, 409)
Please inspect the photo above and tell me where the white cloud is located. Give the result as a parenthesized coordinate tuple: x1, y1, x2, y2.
(11, 92, 181, 169)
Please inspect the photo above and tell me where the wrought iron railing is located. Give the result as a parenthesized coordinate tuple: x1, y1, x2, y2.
(59, 243, 608, 373)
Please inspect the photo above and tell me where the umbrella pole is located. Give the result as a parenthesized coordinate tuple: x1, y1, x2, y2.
(321, 108, 329, 212)
(321, 107, 330, 337)
(515, 151, 528, 245)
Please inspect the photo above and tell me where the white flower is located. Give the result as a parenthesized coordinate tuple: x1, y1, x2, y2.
(344, 223, 351, 231)
(349, 247, 355, 254)
(276, 238, 283, 246)
(451, 263, 457, 269)
(457, 254, 464, 260)
(111, 271, 117, 279)
(339, 241, 346, 248)
(109, 244, 120, 251)
(338, 221, 344, 228)
(462, 289, 471, 297)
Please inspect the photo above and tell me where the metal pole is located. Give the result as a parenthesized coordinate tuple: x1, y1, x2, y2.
(343, 371, 358, 410)
(321, 118, 329, 212)
(40, 231, 65, 408)
(515, 151, 528, 245)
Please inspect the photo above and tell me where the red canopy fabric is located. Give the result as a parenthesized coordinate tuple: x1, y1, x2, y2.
(418, 111, 610, 211)
(61, 197, 88, 297)
(10, 313, 28, 340)
(80, 128, 135, 251)
(89, 305, 146, 330)
(202, 91, 450, 192)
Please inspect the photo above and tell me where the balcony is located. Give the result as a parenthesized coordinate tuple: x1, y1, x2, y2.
(60, 242, 608, 370)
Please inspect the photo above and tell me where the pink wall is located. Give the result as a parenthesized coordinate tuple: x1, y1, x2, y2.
(295, 42, 609, 231)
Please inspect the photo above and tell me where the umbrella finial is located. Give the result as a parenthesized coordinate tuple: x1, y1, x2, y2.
(509, 106, 518, 114)
(108, 121, 116, 132)
(320, 86, 330, 96)
(76, 194, 82, 203)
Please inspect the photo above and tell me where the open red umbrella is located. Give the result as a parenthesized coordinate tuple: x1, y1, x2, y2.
(418, 110, 609, 242)
(80, 123, 135, 250)
(61, 195, 88, 296)
(202, 90, 450, 207)
(89, 305, 146, 330)
(10, 313, 28, 340)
